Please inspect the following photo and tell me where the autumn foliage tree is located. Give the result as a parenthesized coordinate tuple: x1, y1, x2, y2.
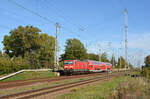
(141, 55, 150, 79)
(61, 38, 87, 60)
(3, 26, 42, 57)
(87, 52, 110, 62)
(117, 56, 126, 68)
(111, 54, 117, 66)
(2, 26, 55, 69)
(87, 53, 99, 61)
(145, 55, 150, 67)
(101, 52, 109, 62)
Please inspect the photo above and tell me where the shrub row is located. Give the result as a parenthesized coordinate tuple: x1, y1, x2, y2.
(0, 57, 28, 75)
(141, 67, 150, 79)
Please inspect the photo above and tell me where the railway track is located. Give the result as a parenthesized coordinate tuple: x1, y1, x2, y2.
(0, 72, 110, 89)
(0, 72, 125, 99)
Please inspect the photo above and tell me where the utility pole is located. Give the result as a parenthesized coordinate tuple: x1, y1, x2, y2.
(119, 51, 122, 69)
(119, 42, 122, 69)
(112, 54, 115, 67)
(108, 42, 113, 65)
(98, 43, 102, 62)
(54, 23, 59, 71)
(138, 50, 142, 69)
(125, 8, 128, 69)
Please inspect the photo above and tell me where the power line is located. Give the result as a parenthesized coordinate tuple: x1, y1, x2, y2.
(0, 7, 28, 25)
(41, 0, 89, 41)
(44, 0, 86, 32)
(8, 0, 56, 25)
(0, 6, 52, 32)
(8, 0, 94, 54)
(9, 0, 88, 42)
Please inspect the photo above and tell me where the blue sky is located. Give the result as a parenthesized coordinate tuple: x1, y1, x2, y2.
(0, 0, 150, 66)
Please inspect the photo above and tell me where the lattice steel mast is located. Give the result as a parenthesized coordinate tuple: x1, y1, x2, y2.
(54, 23, 59, 71)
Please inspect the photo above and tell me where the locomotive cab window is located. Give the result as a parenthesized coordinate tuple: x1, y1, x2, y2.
(64, 61, 73, 65)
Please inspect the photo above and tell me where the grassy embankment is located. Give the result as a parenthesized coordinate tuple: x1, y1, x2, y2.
(109, 77, 150, 99)
(2, 71, 57, 82)
(57, 72, 150, 99)
(56, 77, 127, 99)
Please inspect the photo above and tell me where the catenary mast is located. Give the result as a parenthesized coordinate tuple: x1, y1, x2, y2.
(54, 23, 59, 71)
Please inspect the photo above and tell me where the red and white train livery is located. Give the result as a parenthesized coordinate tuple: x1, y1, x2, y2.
(64, 60, 112, 74)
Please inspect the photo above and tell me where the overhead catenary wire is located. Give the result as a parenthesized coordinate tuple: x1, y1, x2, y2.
(8, 0, 56, 26)
(8, 0, 105, 56)
(7, 0, 112, 56)
(41, 0, 89, 42)
(0, 6, 51, 32)
(0, 7, 30, 27)
(8, 0, 88, 43)
(44, 0, 86, 32)
(43, 0, 88, 42)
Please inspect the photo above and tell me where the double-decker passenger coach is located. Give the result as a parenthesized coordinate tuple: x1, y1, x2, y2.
(64, 60, 112, 75)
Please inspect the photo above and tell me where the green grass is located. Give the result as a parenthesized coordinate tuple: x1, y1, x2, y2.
(131, 70, 141, 75)
(0, 74, 8, 78)
(2, 71, 57, 82)
(56, 77, 127, 99)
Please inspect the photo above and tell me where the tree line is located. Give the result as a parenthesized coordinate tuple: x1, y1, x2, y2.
(0, 25, 128, 75)
(142, 55, 150, 79)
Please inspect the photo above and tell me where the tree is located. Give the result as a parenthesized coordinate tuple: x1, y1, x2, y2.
(87, 53, 99, 61)
(111, 54, 117, 66)
(3, 26, 41, 57)
(24, 34, 55, 69)
(101, 52, 109, 62)
(141, 55, 150, 79)
(145, 55, 150, 67)
(0, 51, 2, 57)
(117, 56, 126, 68)
(3, 26, 55, 69)
(128, 62, 134, 69)
(62, 38, 87, 60)
(87, 52, 109, 62)
(38, 34, 55, 68)
(0, 56, 28, 75)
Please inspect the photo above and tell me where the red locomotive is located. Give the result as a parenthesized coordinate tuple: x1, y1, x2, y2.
(64, 60, 112, 75)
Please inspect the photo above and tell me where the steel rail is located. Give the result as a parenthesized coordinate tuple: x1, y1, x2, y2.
(0, 72, 109, 89)
(0, 72, 125, 99)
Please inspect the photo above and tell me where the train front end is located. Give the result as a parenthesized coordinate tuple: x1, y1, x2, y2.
(64, 60, 75, 75)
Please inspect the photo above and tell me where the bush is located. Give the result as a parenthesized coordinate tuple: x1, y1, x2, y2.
(141, 67, 150, 79)
(0, 57, 28, 75)
(109, 78, 150, 99)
